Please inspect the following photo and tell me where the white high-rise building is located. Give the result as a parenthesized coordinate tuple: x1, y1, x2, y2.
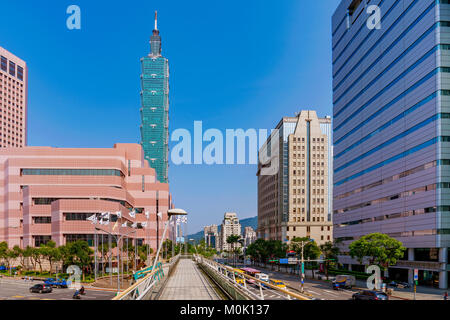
(219, 212, 241, 252)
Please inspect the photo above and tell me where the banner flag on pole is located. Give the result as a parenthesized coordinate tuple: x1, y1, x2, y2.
(145, 211, 150, 219)
(132, 222, 138, 229)
(122, 222, 128, 228)
(141, 222, 147, 228)
(157, 212, 163, 220)
(87, 214, 97, 224)
(129, 210, 136, 218)
(116, 211, 122, 218)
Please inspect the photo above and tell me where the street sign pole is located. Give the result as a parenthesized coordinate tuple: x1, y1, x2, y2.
(413, 269, 418, 300)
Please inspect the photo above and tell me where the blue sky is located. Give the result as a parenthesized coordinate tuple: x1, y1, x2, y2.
(0, 0, 340, 233)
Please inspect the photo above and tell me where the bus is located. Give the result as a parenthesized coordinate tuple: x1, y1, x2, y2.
(240, 267, 262, 285)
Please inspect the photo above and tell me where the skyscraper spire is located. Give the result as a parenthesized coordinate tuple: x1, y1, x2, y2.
(150, 11, 161, 57)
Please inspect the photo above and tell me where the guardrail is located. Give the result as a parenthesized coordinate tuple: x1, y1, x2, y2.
(194, 255, 310, 301)
(112, 255, 180, 300)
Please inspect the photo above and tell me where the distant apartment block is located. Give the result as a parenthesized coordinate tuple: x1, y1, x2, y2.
(219, 212, 241, 252)
(332, 0, 449, 288)
(0, 144, 171, 250)
(257, 111, 333, 245)
(0, 47, 27, 148)
(243, 226, 256, 247)
(204, 224, 219, 250)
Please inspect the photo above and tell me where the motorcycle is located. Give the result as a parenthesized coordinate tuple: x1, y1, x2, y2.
(80, 286, 86, 295)
(73, 290, 81, 299)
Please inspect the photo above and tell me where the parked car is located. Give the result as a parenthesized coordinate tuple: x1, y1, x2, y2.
(29, 284, 53, 294)
(388, 281, 410, 289)
(352, 290, 389, 300)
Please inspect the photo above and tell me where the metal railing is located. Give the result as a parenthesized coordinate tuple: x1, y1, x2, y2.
(194, 255, 310, 301)
(112, 255, 180, 300)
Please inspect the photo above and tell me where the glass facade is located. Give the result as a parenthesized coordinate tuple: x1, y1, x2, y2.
(140, 19, 169, 183)
(332, 0, 450, 288)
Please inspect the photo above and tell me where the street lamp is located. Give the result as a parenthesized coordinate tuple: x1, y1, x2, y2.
(95, 226, 136, 294)
(151, 208, 188, 272)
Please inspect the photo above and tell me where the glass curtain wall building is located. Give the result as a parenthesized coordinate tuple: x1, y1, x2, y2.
(332, 0, 450, 289)
(140, 11, 169, 183)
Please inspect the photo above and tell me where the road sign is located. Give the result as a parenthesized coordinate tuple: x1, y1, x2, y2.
(414, 269, 418, 281)
(288, 258, 298, 264)
(280, 258, 289, 265)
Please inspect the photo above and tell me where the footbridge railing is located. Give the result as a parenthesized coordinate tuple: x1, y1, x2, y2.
(194, 255, 310, 301)
(112, 255, 180, 300)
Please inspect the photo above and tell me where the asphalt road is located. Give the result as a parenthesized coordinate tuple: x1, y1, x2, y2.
(233, 264, 401, 300)
(0, 278, 116, 300)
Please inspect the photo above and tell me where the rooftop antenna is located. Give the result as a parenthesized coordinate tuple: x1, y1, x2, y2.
(154, 11, 158, 31)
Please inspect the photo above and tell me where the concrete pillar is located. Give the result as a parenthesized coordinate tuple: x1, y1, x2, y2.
(439, 248, 448, 290)
(348, 264, 352, 271)
(408, 248, 415, 284)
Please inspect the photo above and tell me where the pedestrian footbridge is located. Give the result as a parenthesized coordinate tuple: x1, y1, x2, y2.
(113, 255, 310, 301)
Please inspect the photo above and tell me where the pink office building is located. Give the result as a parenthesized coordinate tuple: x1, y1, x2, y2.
(0, 143, 171, 250)
(0, 46, 27, 148)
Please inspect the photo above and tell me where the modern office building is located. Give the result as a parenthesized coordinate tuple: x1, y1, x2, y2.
(204, 225, 219, 250)
(332, 0, 450, 288)
(0, 143, 171, 250)
(219, 212, 242, 252)
(243, 226, 257, 247)
(0, 47, 27, 148)
(257, 111, 333, 245)
(140, 11, 169, 183)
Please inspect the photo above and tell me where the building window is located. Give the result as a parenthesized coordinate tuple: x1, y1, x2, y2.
(8, 61, 15, 77)
(17, 66, 23, 81)
(65, 234, 94, 246)
(34, 235, 51, 247)
(65, 213, 94, 221)
(0, 56, 7, 72)
(21, 168, 124, 177)
(34, 217, 51, 224)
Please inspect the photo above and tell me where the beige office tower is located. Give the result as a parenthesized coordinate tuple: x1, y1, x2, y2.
(0, 47, 27, 148)
(219, 212, 242, 252)
(257, 110, 333, 245)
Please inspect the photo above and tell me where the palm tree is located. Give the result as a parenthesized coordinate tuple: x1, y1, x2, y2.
(226, 235, 241, 267)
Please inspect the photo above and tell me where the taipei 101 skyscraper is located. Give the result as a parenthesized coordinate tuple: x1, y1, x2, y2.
(140, 11, 169, 183)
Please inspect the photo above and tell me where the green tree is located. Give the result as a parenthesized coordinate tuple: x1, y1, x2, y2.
(30, 247, 44, 273)
(64, 241, 94, 281)
(246, 239, 271, 266)
(349, 233, 406, 271)
(226, 235, 241, 266)
(40, 241, 60, 275)
(12, 246, 26, 271)
(24, 246, 35, 271)
(319, 240, 341, 280)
